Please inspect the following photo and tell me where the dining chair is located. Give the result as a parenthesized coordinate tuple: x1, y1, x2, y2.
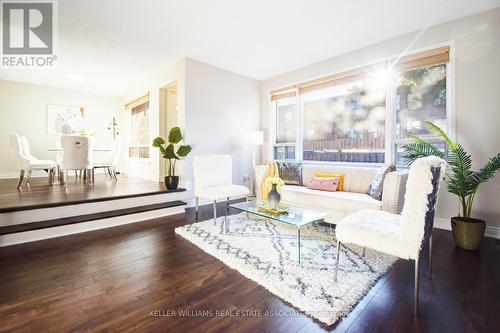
(60, 135, 95, 184)
(334, 156, 446, 317)
(193, 154, 250, 223)
(94, 138, 121, 180)
(10, 134, 56, 189)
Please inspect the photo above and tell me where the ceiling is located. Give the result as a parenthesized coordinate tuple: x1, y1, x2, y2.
(1, 0, 499, 96)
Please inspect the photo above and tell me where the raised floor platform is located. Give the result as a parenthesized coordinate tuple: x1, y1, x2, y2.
(0, 174, 189, 247)
(0, 174, 184, 213)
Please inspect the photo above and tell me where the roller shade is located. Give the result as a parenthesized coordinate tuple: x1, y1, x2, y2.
(270, 86, 297, 101)
(298, 68, 369, 95)
(125, 92, 149, 110)
(269, 46, 450, 98)
(392, 46, 450, 72)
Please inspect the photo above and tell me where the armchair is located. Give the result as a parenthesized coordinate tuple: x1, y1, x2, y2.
(335, 156, 446, 316)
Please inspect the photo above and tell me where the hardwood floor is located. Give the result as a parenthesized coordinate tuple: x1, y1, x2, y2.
(0, 174, 183, 213)
(0, 202, 499, 332)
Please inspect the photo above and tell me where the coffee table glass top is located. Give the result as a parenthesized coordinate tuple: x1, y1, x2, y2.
(228, 201, 327, 227)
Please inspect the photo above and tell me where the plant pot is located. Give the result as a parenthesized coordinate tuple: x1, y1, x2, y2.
(164, 176, 179, 190)
(451, 217, 486, 250)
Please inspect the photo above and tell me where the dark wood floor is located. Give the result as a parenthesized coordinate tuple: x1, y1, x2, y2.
(0, 203, 499, 333)
(0, 174, 176, 213)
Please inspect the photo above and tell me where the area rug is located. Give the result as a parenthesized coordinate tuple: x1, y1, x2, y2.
(175, 213, 397, 325)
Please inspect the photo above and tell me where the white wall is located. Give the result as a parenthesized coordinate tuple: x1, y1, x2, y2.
(184, 58, 260, 189)
(259, 8, 500, 228)
(119, 58, 260, 196)
(0, 80, 122, 175)
(119, 59, 186, 182)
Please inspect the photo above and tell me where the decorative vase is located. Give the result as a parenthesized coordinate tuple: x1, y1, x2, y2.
(451, 217, 486, 251)
(268, 184, 281, 211)
(164, 176, 179, 190)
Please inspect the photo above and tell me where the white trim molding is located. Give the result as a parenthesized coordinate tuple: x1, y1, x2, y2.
(434, 218, 500, 240)
(0, 205, 185, 247)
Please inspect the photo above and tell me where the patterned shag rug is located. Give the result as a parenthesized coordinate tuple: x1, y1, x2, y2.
(175, 213, 397, 325)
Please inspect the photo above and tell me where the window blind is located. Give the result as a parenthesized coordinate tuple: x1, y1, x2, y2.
(270, 86, 297, 101)
(125, 92, 149, 110)
(392, 46, 450, 72)
(269, 46, 450, 98)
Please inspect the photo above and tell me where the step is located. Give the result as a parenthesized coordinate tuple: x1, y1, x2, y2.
(0, 200, 187, 247)
(0, 201, 186, 235)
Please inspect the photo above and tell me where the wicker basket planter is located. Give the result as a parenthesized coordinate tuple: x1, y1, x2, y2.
(451, 217, 486, 250)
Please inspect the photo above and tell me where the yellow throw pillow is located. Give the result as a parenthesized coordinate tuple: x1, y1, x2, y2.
(314, 172, 344, 191)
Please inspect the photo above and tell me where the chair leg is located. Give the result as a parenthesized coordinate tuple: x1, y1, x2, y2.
(213, 201, 217, 225)
(414, 257, 420, 317)
(335, 240, 341, 281)
(429, 233, 433, 280)
(195, 197, 199, 220)
(112, 168, 117, 180)
(17, 170, 25, 189)
(91, 169, 95, 184)
(48, 168, 54, 184)
(26, 170, 32, 185)
(226, 197, 230, 213)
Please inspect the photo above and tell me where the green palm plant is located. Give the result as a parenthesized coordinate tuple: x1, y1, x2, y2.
(402, 121, 500, 219)
(152, 127, 192, 176)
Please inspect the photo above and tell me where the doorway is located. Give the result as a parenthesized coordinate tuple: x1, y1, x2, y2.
(159, 83, 178, 179)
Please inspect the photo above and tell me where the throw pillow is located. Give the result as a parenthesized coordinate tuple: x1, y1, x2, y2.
(314, 172, 344, 191)
(367, 165, 396, 200)
(277, 162, 303, 186)
(306, 177, 340, 192)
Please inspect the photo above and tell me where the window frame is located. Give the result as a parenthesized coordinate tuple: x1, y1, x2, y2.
(269, 42, 455, 167)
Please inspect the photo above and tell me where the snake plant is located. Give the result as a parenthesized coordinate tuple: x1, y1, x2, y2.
(402, 121, 500, 219)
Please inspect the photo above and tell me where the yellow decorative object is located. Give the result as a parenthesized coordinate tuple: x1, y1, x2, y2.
(314, 172, 344, 191)
(265, 177, 285, 186)
(260, 162, 279, 202)
(258, 204, 289, 215)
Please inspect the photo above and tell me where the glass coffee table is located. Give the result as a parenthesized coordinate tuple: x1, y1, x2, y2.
(225, 201, 328, 264)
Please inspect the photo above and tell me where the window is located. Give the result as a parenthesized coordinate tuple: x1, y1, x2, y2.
(394, 63, 447, 164)
(271, 46, 451, 165)
(302, 77, 386, 163)
(274, 96, 297, 160)
(126, 93, 150, 159)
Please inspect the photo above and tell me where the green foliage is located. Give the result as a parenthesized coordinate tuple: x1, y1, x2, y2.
(168, 127, 182, 144)
(152, 127, 192, 176)
(176, 145, 192, 157)
(402, 121, 500, 219)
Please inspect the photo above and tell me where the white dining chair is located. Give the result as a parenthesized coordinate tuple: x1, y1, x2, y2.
(334, 156, 446, 317)
(94, 138, 121, 180)
(60, 135, 95, 184)
(10, 134, 56, 189)
(193, 154, 250, 223)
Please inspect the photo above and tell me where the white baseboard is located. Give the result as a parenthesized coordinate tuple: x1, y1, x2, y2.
(0, 205, 185, 247)
(434, 218, 500, 239)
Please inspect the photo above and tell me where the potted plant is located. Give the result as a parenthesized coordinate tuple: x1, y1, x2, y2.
(152, 127, 192, 190)
(402, 121, 500, 250)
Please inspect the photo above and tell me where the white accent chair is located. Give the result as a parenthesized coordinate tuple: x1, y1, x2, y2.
(60, 135, 95, 184)
(10, 134, 56, 189)
(94, 138, 121, 180)
(193, 154, 250, 223)
(335, 156, 446, 317)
